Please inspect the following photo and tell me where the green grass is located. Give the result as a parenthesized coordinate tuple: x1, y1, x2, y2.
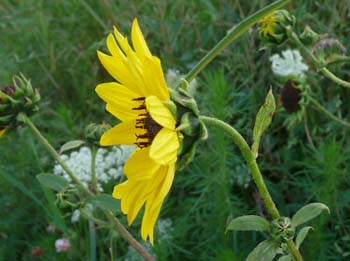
(1, 0, 350, 260)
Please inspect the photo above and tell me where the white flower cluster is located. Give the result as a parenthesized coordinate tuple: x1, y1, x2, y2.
(55, 238, 71, 253)
(165, 69, 198, 95)
(54, 145, 135, 192)
(270, 49, 308, 78)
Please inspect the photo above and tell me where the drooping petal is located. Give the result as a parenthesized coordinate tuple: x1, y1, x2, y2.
(95, 82, 140, 121)
(150, 128, 179, 165)
(145, 95, 176, 129)
(124, 148, 161, 180)
(141, 164, 175, 244)
(100, 121, 136, 146)
(131, 18, 152, 57)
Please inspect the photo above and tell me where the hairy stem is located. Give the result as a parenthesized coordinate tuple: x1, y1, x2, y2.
(200, 116, 303, 261)
(309, 97, 350, 128)
(185, 0, 290, 82)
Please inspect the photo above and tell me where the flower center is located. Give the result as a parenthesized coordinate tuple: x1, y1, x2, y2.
(132, 97, 162, 148)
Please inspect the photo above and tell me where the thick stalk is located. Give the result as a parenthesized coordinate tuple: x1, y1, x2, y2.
(90, 146, 98, 193)
(200, 116, 303, 261)
(185, 0, 290, 82)
(89, 220, 97, 261)
(309, 97, 350, 128)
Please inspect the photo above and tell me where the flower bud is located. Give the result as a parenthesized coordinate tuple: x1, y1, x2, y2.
(259, 10, 296, 47)
(169, 79, 207, 170)
(299, 25, 322, 47)
(0, 74, 40, 136)
(84, 123, 110, 145)
(270, 217, 295, 243)
(313, 38, 346, 61)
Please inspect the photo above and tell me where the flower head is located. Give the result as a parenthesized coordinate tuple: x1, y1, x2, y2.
(96, 19, 180, 244)
(55, 238, 71, 253)
(259, 10, 295, 46)
(0, 75, 40, 137)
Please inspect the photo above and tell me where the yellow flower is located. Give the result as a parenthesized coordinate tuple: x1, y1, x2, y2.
(96, 19, 180, 244)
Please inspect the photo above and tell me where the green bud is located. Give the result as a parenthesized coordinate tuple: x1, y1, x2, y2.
(0, 74, 40, 136)
(85, 123, 110, 145)
(313, 38, 346, 61)
(169, 82, 207, 170)
(270, 217, 295, 243)
(259, 10, 296, 47)
(299, 25, 322, 47)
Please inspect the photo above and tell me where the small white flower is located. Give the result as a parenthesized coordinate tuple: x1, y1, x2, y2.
(71, 209, 80, 223)
(55, 238, 71, 253)
(270, 49, 308, 78)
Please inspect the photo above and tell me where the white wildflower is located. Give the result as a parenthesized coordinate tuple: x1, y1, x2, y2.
(55, 238, 71, 253)
(54, 145, 135, 192)
(270, 49, 308, 78)
(71, 209, 80, 223)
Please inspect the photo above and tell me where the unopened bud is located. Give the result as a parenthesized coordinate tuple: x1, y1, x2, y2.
(270, 217, 295, 242)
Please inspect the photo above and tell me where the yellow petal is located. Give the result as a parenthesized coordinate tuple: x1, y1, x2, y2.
(100, 121, 136, 146)
(131, 18, 152, 57)
(95, 82, 140, 121)
(0, 129, 6, 137)
(106, 33, 126, 61)
(140, 164, 175, 244)
(150, 128, 179, 165)
(145, 95, 176, 129)
(124, 148, 161, 180)
(143, 56, 170, 101)
(97, 51, 141, 91)
(113, 25, 133, 56)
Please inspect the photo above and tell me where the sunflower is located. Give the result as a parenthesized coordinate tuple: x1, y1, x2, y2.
(96, 19, 180, 244)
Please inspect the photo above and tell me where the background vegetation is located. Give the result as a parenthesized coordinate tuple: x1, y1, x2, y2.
(1, 0, 349, 260)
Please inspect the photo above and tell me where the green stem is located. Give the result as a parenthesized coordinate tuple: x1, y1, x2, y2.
(106, 211, 156, 261)
(309, 97, 350, 128)
(89, 220, 97, 261)
(200, 116, 303, 261)
(185, 0, 290, 82)
(21, 113, 93, 196)
(91, 146, 98, 193)
(319, 68, 350, 88)
(288, 30, 350, 89)
(200, 116, 279, 218)
(326, 55, 350, 65)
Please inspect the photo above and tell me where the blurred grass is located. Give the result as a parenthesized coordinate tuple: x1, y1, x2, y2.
(1, 0, 350, 260)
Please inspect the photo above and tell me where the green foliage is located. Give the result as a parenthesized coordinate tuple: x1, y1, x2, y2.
(1, 0, 349, 260)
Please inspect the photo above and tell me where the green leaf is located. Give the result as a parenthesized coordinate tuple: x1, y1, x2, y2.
(89, 194, 120, 213)
(246, 239, 277, 261)
(36, 173, 69, 192)
(226, 215, 270, 232)
(292, 203, 330, 227)
(59, 140, 85, 154)
(252, 89, 276, 158)
(296, 226, 313, 248)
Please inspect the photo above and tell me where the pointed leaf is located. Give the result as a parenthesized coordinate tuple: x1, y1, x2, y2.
(36, 173, 69, 192)
(252, 89, 276, 158)
(59, 140, 85, 154)
(292, 203, 330, 227)
(246, 239, 277, 261)
(227, 215, 270, 232)
(89, 194, 121, 213)
(296, 226, 313, 248)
